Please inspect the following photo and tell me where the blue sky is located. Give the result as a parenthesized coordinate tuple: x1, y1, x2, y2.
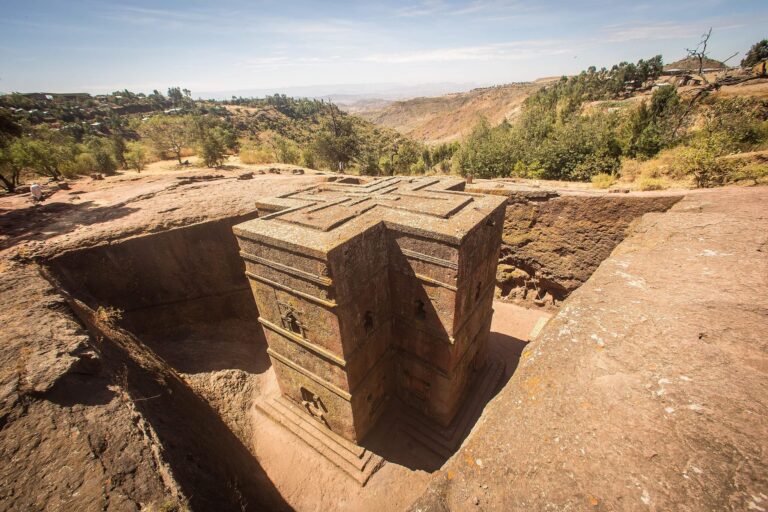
(1, 0, 766, 95)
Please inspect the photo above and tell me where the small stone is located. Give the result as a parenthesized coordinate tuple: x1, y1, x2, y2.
(473, 496, 480, 505)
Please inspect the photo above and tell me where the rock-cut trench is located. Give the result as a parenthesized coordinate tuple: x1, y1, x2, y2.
(41, 191, 681, 510)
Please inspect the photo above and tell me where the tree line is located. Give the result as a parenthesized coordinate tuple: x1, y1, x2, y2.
(451, 48, 768, 187)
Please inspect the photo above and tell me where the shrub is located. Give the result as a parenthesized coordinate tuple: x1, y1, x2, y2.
(60, 152, 98, 177)
(730, 162, 768, 185)
(274, 136, 301, 165)
(239, 145, 273, 164)
(675, 137, 734, 187)
(198, 128, 228, 168)
(299, 148, 317, 169)
(409, 159, 427, 175)
(591, 173, 616, 189)
(637, 177, 666, 191)
(359, 153, 381, 176)
(125, 142, 148, 172)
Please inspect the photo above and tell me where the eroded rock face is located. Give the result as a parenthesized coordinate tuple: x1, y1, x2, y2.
(496, 194, 681, 308)
(409, 187, 768, 511)
(0, 263, 181, 511)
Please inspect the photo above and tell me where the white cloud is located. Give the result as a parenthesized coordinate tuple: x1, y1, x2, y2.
(394, 0, 531, 18)
(238, 55, 332, 70)
(362, 40, 570, 63)
(600, 21, 745, 43)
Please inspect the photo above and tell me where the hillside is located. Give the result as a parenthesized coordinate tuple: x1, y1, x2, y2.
(355, 79, 556, 144)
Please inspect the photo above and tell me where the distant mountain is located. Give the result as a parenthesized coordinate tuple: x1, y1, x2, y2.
(196, 82, 477, 103)
(354, 78, 557, 144)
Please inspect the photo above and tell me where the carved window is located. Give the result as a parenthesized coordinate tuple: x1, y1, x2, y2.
(300, 387, 327, 425)
(285, 311, 301, 334)
(278, 302, 306, 338)
(363, 310, 374, 334)
(414, 299, 426, 320)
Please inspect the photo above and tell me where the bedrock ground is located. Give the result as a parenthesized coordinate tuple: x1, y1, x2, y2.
(0, 166, 765, 511)
(410, 186, 768, 511)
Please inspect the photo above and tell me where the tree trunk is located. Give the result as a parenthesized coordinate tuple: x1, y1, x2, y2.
(0, 174, 15, 193)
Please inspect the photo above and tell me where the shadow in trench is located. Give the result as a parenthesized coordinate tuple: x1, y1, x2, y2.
(360, 330, 528, 474)
(123, 292, 273, 376)
(66, 296, 292, 512)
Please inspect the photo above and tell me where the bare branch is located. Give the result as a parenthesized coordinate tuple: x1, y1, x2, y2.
(686, 27, 713, 83)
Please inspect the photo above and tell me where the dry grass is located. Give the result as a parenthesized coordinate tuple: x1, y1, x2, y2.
(239, 146, 274, 164)
(590, 173, 617, 189)
(618, 150, 697, 190)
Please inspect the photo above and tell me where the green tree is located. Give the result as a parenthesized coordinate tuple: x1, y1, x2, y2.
(272, 135, 301, 164)
(741, 39, 768, 67)
(359, 152, 381, 176)
(454, 118, 514, 178)
(140, 115, 192, 164)
(11, 129, 75, 180)
(84, 136, 117, 175)
(167, 86, 192, 107)
(313, 107, 359, 171)
(0, 110, 22, 144)
(198, 127, 228, 167)
(677, 134, 734, 187)
(111, 134, 127, 168)
(0, 146, 23, 192)
(125, 142, 148, 172)
(394, 139, 421, 174)
(299, 148, 317, 169)
(620, 85, 681, 159)
(0, 111, 23, 192)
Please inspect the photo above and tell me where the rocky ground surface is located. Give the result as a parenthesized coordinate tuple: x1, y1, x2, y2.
(410, 186, 768, 511)
(0, 164, 324, 511)
(1, 165, 765, 511)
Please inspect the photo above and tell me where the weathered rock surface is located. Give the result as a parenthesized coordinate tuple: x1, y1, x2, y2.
(0, 263, 181, 511)
(409, 186, 768, 511)
(0, 168, 320, 511)
(2, 168, 765, 511)
(496, 193, 681, 308)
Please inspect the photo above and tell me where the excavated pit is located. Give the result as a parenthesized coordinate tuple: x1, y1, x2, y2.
(39, 189, 682, 510)
(43, 213, 294, 511)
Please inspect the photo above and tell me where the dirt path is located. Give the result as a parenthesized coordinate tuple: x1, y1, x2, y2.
(410, 186, 768, 511)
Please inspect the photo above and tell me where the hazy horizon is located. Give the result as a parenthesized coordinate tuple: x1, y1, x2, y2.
(1, 0, 766, 97)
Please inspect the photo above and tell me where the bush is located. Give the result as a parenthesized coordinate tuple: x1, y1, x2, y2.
(239, 145, 273, 164)
(359, 153, 381, 176)
(60, 152, 97, 177)
(409, 159, 427, 175)
(125, 142, 148, 172)
(274, 136, 300, 165)
(730, 162, 768, 185)
(591, 173, 616, 189)
(675, 136, 734, 187)
(299, 149, 317, 169)
(637, 177, 666, 191)
(198, 127, 228, 168)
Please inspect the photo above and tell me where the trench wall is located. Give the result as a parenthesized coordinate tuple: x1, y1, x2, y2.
(47, 213, 259, 333)
(494, 192, 682, 307)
